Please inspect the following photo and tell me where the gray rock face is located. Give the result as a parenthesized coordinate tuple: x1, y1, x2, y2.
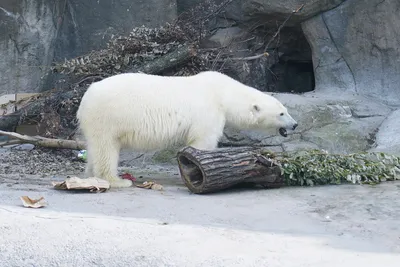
(0, 0, 177, 95)
(302, 0, 400, 105)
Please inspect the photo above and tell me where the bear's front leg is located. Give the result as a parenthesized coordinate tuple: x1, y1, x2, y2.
(188, 123, 223, 151)
(88, 140, 133, 188)
(84, 151, 94, 177)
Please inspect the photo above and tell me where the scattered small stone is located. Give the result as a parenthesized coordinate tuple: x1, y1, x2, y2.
(0, 147, 85, 176)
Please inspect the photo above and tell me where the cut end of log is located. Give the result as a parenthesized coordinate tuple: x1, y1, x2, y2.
(177, 153, 205, 191)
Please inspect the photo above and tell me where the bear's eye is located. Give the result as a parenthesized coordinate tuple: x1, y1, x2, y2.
(280, 113, 284, 116)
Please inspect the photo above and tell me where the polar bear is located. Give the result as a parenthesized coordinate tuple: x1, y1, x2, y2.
(76, 71, 298, 188)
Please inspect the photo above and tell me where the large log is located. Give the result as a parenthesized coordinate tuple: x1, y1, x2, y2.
(0, 45, 197, 132)
(177, 146, 285, 194)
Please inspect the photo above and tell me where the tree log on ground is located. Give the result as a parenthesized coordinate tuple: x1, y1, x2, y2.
(0, 45, 197, 133)
(177, 146, 284, 194)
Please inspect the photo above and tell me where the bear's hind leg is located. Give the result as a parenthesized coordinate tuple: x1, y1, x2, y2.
(89, 139, 132, 188)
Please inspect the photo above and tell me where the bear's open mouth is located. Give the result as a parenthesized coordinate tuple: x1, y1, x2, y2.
(279, 128, 288, 137)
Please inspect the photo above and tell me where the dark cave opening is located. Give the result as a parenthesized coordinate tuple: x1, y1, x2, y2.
(264, 26, 316, 94)
(267, 58, 315, 94)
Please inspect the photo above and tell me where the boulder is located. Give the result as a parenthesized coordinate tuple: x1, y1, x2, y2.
(220, 91, 393, 154)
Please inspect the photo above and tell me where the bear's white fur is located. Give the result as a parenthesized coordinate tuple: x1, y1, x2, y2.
(76, 71, 298, 188)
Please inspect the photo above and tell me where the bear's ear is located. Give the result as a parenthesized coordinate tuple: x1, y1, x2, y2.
(253, 104, 260, 112)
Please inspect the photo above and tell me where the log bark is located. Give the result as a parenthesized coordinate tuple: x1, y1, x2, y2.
(0, 44, 197, 132)
(177, 146, 285, 194)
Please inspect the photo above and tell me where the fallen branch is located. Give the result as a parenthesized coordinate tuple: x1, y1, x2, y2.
(0, 44, 197, 132)
(0, 130, 85, 150)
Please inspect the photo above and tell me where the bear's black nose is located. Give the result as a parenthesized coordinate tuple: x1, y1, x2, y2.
(292, 123, 298, 130)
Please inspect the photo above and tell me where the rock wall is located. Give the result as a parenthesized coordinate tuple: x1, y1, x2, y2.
(5, 0, 398, 104)
(0, 0, 177, 95)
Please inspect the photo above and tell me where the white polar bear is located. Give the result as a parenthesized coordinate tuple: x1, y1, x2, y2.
(76, 71, 298, 188)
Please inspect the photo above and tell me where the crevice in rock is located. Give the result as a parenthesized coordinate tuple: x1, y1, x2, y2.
(349, 108, 385, 119)
(367, 128, 379, 148)
(352, 114, 384, 119)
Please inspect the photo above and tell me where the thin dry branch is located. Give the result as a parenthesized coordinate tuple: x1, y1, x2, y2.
(217, 52, 270, 63)
(230, 52, 269, 61)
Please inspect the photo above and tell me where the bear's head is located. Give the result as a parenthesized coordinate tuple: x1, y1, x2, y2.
(250, 95, 298, 137)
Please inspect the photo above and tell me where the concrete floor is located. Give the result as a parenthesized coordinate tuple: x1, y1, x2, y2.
(0, 172, 399, 267)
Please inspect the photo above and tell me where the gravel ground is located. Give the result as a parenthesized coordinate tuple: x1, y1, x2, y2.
(0, 145, 181, 188)
(0, 146, 85, 176)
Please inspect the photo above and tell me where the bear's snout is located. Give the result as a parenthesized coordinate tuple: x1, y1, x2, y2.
(292, 123, 298, 130)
